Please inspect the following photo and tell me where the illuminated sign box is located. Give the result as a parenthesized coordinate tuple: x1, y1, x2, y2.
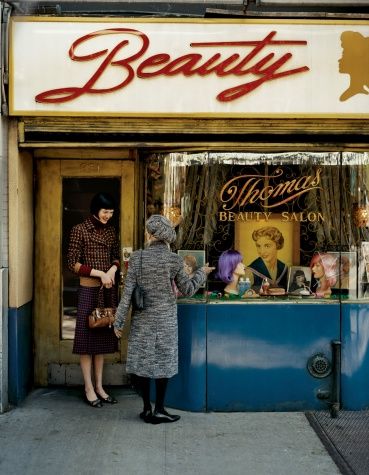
(9, 17, 369, 117)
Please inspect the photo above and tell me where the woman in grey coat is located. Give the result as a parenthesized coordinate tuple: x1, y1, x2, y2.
(114, 215, 214, 424)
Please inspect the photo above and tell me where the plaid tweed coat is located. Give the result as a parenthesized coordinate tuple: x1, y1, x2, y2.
(114, 241, 206, 378)
(67, 216, 120, 355)
(67, 216, 120, 275)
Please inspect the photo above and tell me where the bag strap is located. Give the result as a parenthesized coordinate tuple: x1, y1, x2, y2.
(97, 285, 105, 307)
(138, 250, 142, 285)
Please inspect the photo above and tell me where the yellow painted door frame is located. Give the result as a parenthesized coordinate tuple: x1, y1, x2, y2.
(34, 158, 136, 386)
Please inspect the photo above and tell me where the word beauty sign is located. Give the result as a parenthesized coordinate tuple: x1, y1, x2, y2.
(10, 19, 369, 116)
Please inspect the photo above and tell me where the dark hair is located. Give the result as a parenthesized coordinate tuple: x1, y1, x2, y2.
(293, 270, 305, 282)
(90, 192, 116, 216)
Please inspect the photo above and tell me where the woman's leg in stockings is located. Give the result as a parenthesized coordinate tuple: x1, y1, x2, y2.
(134, 375, 151, 411)
(155, 378, 168, 412)
(151, 378, 180, 423)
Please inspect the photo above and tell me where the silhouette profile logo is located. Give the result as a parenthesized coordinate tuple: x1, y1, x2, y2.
(339, 31, 369, 101)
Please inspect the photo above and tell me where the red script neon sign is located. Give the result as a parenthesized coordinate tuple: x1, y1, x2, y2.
(35, 28, 309, 104)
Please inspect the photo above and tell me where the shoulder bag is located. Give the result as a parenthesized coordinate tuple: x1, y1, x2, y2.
(132, 250, 145, 311)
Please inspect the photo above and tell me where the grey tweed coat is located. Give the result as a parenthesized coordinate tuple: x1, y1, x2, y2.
(114, 241, 206, 378)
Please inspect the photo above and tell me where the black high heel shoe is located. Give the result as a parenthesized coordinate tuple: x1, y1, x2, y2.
(83, 394, 103, 408)
(96, 392, 118, 404)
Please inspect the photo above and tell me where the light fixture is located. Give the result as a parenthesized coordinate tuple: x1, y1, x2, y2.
(353, 203, 369, 228)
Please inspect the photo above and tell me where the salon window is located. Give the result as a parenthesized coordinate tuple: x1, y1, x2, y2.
(143, 151, 369, 303)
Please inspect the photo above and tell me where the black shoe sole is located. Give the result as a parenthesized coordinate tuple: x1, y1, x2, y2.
(151, 414, 181, 424)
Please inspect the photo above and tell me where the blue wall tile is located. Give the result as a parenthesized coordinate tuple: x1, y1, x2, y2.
(8, 302, 33, 404)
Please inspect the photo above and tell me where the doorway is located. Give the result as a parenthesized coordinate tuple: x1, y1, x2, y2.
(62, 178, 120, 340)
(34, 159, 135, 386)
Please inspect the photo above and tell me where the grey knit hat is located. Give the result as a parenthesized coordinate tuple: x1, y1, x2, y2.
(146, 214, 176, 244)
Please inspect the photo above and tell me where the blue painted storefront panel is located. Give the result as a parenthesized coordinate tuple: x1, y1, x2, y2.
(165, 304, 207, 411)
(12, 300, 369, 411)
(341, 303, 369, 410)
(207, 303, 340, 411)
(8, 303, 33, 405)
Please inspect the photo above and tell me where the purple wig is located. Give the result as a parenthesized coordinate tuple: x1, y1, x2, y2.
(216, 250, 243, 283)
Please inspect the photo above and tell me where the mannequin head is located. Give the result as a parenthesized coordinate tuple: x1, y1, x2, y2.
(217, 250, 245, 284)
(310, 253, 338, 295)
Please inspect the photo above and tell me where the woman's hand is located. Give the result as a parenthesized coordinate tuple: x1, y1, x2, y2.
(201, 263, 216, 275)
(100, 272, 114, 288)
(90, 267, 115, 288)
(114, 328, 122, 339)
(105, 265, 117, 286)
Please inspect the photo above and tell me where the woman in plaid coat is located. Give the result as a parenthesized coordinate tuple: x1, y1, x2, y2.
(114, 215, 214, 424)
(67, 192, 120, 408)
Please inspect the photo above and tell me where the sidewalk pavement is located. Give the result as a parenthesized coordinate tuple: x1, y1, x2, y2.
(0, 387, 340, 475)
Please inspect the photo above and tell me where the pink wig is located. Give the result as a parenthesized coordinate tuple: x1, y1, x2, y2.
(310, 253, 338, 288)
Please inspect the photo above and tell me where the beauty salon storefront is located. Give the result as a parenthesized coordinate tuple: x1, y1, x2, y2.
(8, 16, 369, 411)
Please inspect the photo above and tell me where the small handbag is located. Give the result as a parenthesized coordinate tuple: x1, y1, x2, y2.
(89, 307, 116, 329)
(131, 250, 145, 311)
(88, 286, 116, 329)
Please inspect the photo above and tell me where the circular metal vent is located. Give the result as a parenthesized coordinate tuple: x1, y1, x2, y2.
(307, 353, 332, 379)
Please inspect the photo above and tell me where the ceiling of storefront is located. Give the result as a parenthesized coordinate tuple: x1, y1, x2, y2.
(5, 1, 243, 17)
(4, 1, 369, 17)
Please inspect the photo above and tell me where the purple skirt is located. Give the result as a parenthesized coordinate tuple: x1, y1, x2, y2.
(73, 286, 119, 355)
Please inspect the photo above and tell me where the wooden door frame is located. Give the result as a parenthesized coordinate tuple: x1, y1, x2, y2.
(34, 156, 136, 386)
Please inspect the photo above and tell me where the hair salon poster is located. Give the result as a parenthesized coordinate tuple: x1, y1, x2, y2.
(9, 18, 369, 117)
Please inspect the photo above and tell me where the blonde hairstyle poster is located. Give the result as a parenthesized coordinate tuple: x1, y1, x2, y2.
(235, 214, 300, 267)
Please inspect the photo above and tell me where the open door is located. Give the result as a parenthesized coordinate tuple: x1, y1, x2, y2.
(34, 159, 135, 386)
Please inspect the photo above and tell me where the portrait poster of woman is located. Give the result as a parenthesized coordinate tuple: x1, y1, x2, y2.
(235, 214, 300, 277)
(327, 251, 357, 297)
(177, 250, 206, 288)
(287, 266, 312, 295)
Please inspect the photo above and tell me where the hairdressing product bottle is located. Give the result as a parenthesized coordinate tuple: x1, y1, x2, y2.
(239, 277, 251, 296)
